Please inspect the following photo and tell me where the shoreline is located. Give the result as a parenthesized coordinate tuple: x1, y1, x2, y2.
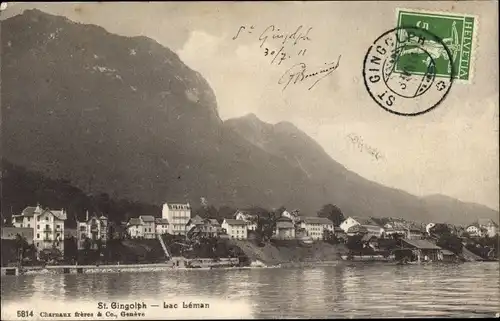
(3, 259, 493, 276)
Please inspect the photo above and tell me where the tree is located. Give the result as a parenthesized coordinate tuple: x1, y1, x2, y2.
(256, 212, 276, 241)
(346, 234, 364, 251)
(437, 232, 463, 254)
(194, 205, 218, 219)
(317, 204, 345, 227)
(218, 206, 237, 221)
(64, 236, 78, 263)
(430, 223, 451, 236)
(14, 234, 30, 264)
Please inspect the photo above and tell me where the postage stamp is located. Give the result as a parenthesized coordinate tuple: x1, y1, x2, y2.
(362, 26, 453, 116)
(395, 9, 477, 83)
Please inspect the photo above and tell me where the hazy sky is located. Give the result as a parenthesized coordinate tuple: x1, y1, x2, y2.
(2, 2, 498, 210)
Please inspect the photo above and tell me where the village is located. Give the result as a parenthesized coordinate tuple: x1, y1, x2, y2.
(1, 201, 499, 271)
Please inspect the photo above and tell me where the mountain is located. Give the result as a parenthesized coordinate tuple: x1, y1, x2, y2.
(421, 195, 499, 225)
(2, 9, 498, 225)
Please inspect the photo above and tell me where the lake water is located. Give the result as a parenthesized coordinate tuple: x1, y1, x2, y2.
(1, 262, 499, 319)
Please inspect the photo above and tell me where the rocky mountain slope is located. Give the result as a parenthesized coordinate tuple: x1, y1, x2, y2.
(2, 9, 497, 225)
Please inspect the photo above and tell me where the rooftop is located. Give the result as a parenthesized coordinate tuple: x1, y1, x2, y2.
(128, 218, 143, 226)
(402, 239, 442, 250)
(299, 216, 333, 225)
(276, 221, 295, 229)
(155, 218, 169, 224)
(206, 218, 220, 226)
(351, 216, 380, 226)
(224, 219, 247, 226)
(139, 215, 156, 222)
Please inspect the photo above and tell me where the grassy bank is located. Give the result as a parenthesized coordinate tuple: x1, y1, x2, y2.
(230, 239, 349, 266)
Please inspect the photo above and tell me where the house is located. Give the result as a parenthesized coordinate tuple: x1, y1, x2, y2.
(478, 219, 498, 237)
(440, 249, 457, 262)
(297, 216, 333, 240)
(187, 217, 219, 239)
(1, 227, 34, 243)
(221, 219, 248, 239)
(281, 209, 300, 224)
(401, 239, 443, 262)
(187, 221, 219, 239)
(127, 218, 144, 239)
(201, 218, 220, 237)
(388, 219, 425, 239)
(155, 218, 169, 236)
(77, 212, 108, 249)
(12, 205, 67, 255)
(185, 215, 205, 232)
(407, 227, 426, 240)
(346, 225, 368, 236)
(274, 216, 295, 239)
(383, 223, 406, 236)
(206, 218, 221, 232)
(139, 215, 156, 239)
(466, 224, 483, 237)
(333, 226, 348, 242)
(233, 209, 263, 231)
(361, 234, 379, 250)
(162, 202, 191, 235)
(340, 216, 384, 237)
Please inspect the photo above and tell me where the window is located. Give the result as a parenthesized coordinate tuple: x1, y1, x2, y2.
(37, 225, 40, 229)
(57, 224, 60, 229)
(20, 224, 23, 227)
(37, 234, 40, 238)
(56, 233, 60, 238)
(46, 224, 49, 230)
(27, 224, 30, 228)
(28, 217, 31, 221)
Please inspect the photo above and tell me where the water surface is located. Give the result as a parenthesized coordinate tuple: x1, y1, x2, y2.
(2, 262, 498, 319)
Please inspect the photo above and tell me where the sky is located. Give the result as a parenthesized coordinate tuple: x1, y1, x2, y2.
(2, 2, 498, 210)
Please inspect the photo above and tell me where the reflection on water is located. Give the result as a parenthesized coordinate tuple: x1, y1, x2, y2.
(2, 263, 499, 318)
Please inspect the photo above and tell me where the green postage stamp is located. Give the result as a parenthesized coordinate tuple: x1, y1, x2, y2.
(395, 9, 477, 82)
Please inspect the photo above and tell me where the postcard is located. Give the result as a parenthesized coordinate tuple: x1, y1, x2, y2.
(1, 1, 498, 320)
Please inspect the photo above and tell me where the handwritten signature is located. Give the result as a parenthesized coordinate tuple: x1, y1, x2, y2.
(347, 133, 384, 161)
(277, 55, 341, 91)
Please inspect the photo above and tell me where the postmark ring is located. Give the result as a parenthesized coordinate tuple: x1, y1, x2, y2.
(363, 26, 454, 116)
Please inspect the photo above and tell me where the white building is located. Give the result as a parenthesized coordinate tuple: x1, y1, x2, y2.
(425, 223, 436, 235)
(76, 212, 108, 250)
(127, 218, 144, 239)
(155, 218, 169, 236)
(12, 205, 67, 255)
(139, 215, 156, 239)
(233, 209, 258, 231)
(162, 202, 191, 235)
(340, 216, 384, 237)
(478, 219, 498, 238)
(297, 216, 333, 240)
(466, 224, 484, 237)
(221, 219, 248, 239)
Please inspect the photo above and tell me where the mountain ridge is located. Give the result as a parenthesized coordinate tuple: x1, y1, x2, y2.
(2, 9, 498, 225)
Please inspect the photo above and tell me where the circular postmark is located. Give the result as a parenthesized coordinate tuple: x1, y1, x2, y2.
(363, 26, 454, 116)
